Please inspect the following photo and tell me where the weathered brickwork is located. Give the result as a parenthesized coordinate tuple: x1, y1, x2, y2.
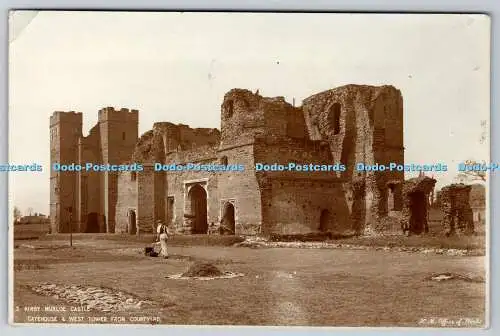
(216, 144, 262, 235)
(439, 184, 475, 236)
(50, 112, 82, 233)
(51, 85, 406, 236)
(115, 171, 138, 234)
(400, 176, 437, 235)
(469, 184, 486, 223)
(302, 85, 404, 234)
(50, 108, 138, 233)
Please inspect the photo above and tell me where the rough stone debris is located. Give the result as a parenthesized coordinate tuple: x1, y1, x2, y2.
(439, 184, 475, 236)
(31, 283, 154, 312)
(165, 272, 244, 281)
(14, 263, 46, 271)
(182, 262, 223, 277)
(164, 261, 244, 280)
(235, 237, 482, 256)
(426, 272, 485, 283)
(50, 85, 407, 237)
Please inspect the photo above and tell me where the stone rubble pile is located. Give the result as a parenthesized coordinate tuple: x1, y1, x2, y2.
(427, 272, 485, 283)
(235, 239, 480, 256)
(165, 271, 244, 281)
(31, 283, 153, 312)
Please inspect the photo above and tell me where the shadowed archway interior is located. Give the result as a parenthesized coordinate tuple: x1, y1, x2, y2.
(188, 184, 208, 234)
(221, 202, 235, 234)
(86, 212, 100, 233)
(319, 209, 331, 232)
(128, 210, 136, 235)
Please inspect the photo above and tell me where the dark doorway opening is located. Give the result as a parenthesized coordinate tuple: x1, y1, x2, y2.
(189, 184, 208, 234)
(86, 212, 100, 233)
(221, 202, 235, 235)
(319, 209, 331, 232)
(128, 210, 137, 235)
(409, 192, 427, 234)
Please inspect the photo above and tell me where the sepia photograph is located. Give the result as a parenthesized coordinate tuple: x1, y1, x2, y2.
(8, 11, 490, 327)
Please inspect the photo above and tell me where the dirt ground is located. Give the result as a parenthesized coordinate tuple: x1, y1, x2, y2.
(12, 236, 486, 327)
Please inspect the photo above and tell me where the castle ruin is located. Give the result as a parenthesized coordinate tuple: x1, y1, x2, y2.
(439, 184, 475, 236)
(49, 84, 405, 236)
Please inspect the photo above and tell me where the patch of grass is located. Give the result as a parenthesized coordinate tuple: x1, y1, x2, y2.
(14, 223, 50, 240)
(13, 242, 486, 326)
(14, 262, 47, 271)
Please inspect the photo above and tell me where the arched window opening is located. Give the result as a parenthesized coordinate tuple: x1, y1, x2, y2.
(226, 100, 234, 118)
(329, 103, 341, 135)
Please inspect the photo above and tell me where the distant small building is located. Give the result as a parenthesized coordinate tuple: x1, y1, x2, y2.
(18, 214, 50, 224)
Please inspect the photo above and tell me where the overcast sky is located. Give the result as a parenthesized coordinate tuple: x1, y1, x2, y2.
(9, 11, 490, 215)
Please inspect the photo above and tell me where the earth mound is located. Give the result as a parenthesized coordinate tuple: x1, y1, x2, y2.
(182, 262, 223, 277)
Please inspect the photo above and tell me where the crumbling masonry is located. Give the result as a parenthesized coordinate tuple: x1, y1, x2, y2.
(400, 176, 437, 235)
(49, 84, 405, 236)
(439, 184, 475, 236)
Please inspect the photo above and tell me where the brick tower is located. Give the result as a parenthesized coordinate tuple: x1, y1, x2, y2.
(97, 107, 139, 233)
(49, 111, 83, 233)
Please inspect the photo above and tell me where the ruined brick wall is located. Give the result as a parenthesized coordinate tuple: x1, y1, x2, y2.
(130, 122, 221, 234)
(220, 89, 307, 148)
(93, 86, 406, 237)
(49, 111, 82, 233)
(135, 164, 156, 234)
(77, 124, 103, 232)
(440, 184, 474, 236)
(260, 177, 351, 234)
(217, 144, 262, 235)
(215, 90, 311, 234)
(470, 184, 486, 208)
(167, 172, 218, 233)
(153, 122, 220, 153)
(401, 177, 436, 235)
(469, 184, 486, 223)
(252, 137, 351, 234)
(115, 171, 138, 234)
(130, 125, 168, 234)
(165, 146, 219, 233)
(302, 85, 404, 235)
(98, 107, 139, 233)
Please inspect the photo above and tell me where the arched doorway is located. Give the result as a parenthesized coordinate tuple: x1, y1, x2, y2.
(188, 184, 208, 234)
(319, 209, 331, 232)
(128, 210, 137, 235)
(221, 202, 235, 235)
(86, 212, 100, 233)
